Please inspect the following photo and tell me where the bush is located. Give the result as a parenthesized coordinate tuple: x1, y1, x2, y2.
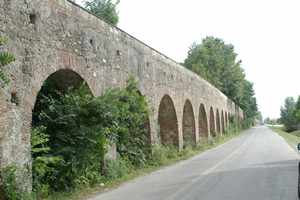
(31, 76, 150, 193)
(104, 158, 132, 180)
(0, 166, 35, 200)
(31, 126, 61, 197)
(147, 145, 178, 166)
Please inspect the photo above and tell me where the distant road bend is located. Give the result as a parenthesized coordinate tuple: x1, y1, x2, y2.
(88, 126, 299, 200)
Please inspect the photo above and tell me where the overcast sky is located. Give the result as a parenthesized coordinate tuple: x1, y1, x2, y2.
(77, 0, 300, 119)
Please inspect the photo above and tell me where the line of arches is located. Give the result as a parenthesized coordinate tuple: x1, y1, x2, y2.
(31, 70, 234, 169)
(157, 96, 233, 147)
(33, 70, 233, 151)
(18, 68, 237, 192)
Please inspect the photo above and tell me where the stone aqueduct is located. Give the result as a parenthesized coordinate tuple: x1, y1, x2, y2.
(0, 0, 243, 187)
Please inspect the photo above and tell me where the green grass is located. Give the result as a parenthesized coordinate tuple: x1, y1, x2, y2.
(269, 126, 300, 150)
(45, 130, 242, 200)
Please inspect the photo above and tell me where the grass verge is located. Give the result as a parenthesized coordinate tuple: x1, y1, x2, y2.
(269, 126, 300, 151)
(45, 130, 242, 200)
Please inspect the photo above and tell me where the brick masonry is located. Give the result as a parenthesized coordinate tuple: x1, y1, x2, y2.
(0, 0, 244, 190)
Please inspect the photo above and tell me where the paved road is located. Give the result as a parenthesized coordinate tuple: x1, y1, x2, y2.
(88, 126, 299, 200)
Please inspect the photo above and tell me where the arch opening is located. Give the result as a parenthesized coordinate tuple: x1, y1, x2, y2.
(158, 95, 179, 147)
(31, 69, 95, 191)
(199, 104, 208, 139)
(209, 107, 216, 137)
(225, 112, 228, 128)
(216, 109, 221, 135)
(221, 111, 225, 134)
(182, 100, 196, 147)
(31, 70, 152, 192)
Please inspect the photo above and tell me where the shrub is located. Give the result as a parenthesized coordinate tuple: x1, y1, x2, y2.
(0, 166, 35, 200)
(31, 76, 150, 193)
(31, 126, 61, 197)
(104, 158, 132, 180)
(147, 145, 179, 166)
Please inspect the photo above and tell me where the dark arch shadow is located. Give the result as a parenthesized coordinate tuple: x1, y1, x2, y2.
(209, 107, 216, 137)
(182, 100, 196, 147)
(158, 95, 179, 147)
(225, 111, 228, 128)
(32, 69, 93, 126)
(199, 104, 208, 139)
(221, 110, 225, 133)
(216, 109, 221, 135)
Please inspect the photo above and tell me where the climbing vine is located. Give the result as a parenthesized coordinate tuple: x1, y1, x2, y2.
(0, 37, 15, 86)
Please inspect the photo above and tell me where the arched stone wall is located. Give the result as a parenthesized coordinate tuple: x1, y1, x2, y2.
(0, 0, 244, 191)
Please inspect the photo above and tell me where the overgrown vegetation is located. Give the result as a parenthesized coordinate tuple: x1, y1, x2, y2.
(183, 36, 258, 126)
(43, 121, 241, 200)
(0, 37, 15, 87)
(0, 166, 35, 200)
(280, 96, 300, 132)
(30, 77, 150, 198)
(84, 0, 120, 25)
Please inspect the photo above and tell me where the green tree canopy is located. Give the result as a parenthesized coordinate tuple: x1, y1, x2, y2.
(296, 96, 300, 121)
(183, 36, 258, 124)
(85, 0, 120, 25)
(280, 96, 298, 132)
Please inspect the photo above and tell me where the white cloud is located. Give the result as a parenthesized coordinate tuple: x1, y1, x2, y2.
(76, 0, 300, 118)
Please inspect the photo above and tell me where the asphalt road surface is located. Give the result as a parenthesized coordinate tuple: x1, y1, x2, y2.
(89, 126, 299, 200)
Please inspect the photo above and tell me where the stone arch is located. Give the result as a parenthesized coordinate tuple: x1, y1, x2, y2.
(221, 110, 225, 133)
(29, 69, 94, 189)
(199, 104, 208, 139)
(209, 107, 216, 137)
(225, 111, 229, 127)
(32, 69, 94, 124)
(216, 109, 221, 135)
(182, 99, 196, 147)
(158, 95, 179, 146)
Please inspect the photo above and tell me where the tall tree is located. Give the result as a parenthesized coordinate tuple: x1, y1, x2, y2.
(295, 96, 300, 124)
(184, 36, 258, 124)
(280, 97, 297, 132)
(85, 0, 120, 25)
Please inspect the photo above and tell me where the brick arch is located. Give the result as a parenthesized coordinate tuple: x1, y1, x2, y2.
(32, 69, 94, 125)
(199, 104, 208, 139)
(29, 65, 97, 110)
(182, 99, 196, 147)
(158, 95, 179, 146)
(209, 107, 216, 137)
(216, 109, 221, 135)
(221, 110, 225, 134)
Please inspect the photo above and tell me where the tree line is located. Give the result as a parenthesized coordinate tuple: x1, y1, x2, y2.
(184, 36, 258, 126)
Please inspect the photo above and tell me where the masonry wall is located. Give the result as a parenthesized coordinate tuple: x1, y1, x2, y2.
(0, 0, 243, 190)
